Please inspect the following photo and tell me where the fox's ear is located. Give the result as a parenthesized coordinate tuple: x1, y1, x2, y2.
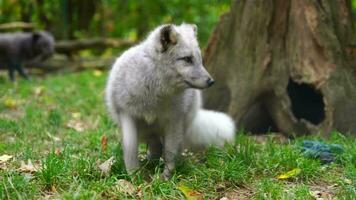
(191, 24, 198, 36)
(32, 32, 41, 43)
(160, 24, 177, 52)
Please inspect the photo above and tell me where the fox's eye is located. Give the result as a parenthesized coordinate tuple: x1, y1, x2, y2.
(177, 56, 193, 64)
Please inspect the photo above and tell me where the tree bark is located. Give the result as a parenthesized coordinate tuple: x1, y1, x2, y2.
(203, 0, 356, 136)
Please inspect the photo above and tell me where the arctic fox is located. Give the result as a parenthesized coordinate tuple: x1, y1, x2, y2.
(105, 24, 235, 179)
(0, 31, 55, 81)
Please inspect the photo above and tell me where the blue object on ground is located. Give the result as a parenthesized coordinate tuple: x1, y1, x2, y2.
(301, 140, 344, 164)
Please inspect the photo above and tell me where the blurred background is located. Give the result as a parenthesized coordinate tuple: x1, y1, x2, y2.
(0, 0, 230, 47)
(0, 0, 231, 74)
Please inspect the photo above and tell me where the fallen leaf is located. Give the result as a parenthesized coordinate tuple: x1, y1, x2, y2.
(44, 194, 53, 200)
(178, 184, 203, 200)
(55, 149, 61, 156)
(4, 98, 17, 109)
(277, 168, 301, 180)
(0, 163, 8, 170)
(114, 179, 136, 196)
(98, 156, 115, 176)
(136, 185, 143, 198)
(93, 70, 103, 77)
(344, 178, 352, 184)
(101, 135, 108, 152)
(51, 185, 57, 193)
(216, 183, 226, 192)
(42, 185, 58, 199)
(310, 190, 323, 200)
(66, 119, 86, 132)
(22, 173, 35, 181)
(18, 160, 41, 173)
(71, 112, 81, 119)
(33, 86, 45, 96)
(0, 154, 13, 163)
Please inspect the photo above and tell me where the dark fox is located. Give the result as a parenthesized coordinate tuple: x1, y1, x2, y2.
(0, 31, 55, 81)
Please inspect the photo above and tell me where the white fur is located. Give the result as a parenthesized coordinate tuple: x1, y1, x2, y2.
(105, 23, 235, 178)
(119, 113, 138, 171)
(187, 109, 235, 147)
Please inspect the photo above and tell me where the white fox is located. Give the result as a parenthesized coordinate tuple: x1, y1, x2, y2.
(105, 23, 235, 179)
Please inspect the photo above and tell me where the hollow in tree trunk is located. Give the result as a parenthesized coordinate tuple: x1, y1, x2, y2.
(203, 0, 356, 136)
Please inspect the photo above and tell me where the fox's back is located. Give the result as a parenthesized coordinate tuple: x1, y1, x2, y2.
(105, 43, 161, 119)
(0, 33, 29, 60)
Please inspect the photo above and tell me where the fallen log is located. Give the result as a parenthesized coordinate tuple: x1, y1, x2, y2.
(0, 22, 34, 31)
(55, 38, 135, 55)
(25, 56, 116, 73)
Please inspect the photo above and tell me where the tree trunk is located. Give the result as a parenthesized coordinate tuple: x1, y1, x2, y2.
(203, 0, 356, 136)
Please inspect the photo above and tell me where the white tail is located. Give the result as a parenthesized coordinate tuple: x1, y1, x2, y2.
(186, 109, 235, 147)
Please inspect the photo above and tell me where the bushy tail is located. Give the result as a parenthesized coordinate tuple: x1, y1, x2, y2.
(186, 109, 235, 147)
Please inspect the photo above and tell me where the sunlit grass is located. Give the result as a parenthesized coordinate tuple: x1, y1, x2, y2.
(0, 71, 355, 199)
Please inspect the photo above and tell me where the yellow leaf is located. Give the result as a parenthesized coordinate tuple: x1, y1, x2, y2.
(4, 98, 16, 109)
(71, 112, 81, 119)
(128, 30, 137, 41)
(51, 185, 57, 193)
(178, 184, 203, 200)
(93, 70, 103, 77)
(277, 168, 301, 180)
(0, 154, 13, 163)
(344, 178, 352, 184)
(33, 86, 45, 96)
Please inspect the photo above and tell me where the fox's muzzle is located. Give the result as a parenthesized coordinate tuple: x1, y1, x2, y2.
(206, 77, 215, 87)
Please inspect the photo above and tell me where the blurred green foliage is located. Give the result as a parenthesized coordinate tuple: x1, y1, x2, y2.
(0, 0, 230, 45)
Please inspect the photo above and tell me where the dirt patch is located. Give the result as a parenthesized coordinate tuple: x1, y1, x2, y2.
(283, 181, 338, 200)
(0, 109, 25, 120)
(250, 133, 290, 145)
(309, 183, 338, 200)
(221, 186, 254, 200)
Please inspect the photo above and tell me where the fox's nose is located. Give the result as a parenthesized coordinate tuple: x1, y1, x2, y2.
(206, 78, 215, 87)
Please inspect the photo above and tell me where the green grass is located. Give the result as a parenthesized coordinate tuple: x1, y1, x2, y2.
(0, 71, 355, 199)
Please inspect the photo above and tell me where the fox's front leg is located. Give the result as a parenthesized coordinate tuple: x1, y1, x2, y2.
(7, 64, 15, 81)
(14, 63, 29, 80)
(161, 119, 184, 180)
(119, 113, 139, 173)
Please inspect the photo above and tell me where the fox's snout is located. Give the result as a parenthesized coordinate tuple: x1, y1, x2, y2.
(206, 77, 215, 87)
(183, 66, 215, 89)
(184, 75, 215, 89)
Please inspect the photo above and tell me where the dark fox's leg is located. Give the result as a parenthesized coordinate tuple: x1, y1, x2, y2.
(14, 63, 29, 80)
(7, 63, 16, 81)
